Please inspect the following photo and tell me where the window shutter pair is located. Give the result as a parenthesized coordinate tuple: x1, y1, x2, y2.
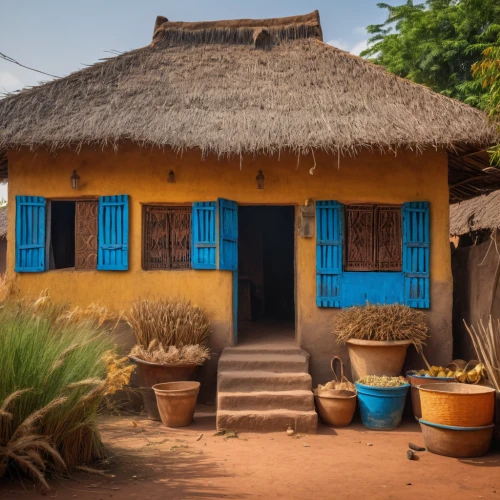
(316, 201, 430, 309)
(15, 195, 129, 272)
(191, 199, 238, 271)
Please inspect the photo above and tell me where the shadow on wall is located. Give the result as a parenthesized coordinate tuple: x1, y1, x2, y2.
(452, 233, 500, 361)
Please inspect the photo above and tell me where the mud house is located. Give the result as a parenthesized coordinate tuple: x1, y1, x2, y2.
(450, 191, 500, 361)
(0, 11, 499, 419)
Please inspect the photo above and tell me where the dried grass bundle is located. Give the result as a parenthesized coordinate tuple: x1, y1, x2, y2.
(334, 304, 428, 352)
(465, 317, 500, 392)
(126, 298, 210, 348)
(130, 343, 210, 366)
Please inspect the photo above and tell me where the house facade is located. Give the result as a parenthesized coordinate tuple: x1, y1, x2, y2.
(0, 11, 497, 399)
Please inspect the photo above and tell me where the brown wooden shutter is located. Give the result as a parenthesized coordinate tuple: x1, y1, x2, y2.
(345, 205, 375, 271)
(143, 206, 191, 270)
(75, 201, 98, 270)
(376, 206, 402, 271)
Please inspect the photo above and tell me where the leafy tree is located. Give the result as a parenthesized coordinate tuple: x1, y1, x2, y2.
(362, 0, 500, 107)
(472, 46, 500, 163)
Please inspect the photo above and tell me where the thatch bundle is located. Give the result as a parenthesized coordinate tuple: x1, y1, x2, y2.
(0, 11, 495, 158)
(450, 190, 500, 236)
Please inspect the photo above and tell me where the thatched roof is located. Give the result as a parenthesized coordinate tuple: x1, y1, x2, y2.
(450, 190, 500, 236)
(0, 11, 495, 157)
(0, 206, 7, 239)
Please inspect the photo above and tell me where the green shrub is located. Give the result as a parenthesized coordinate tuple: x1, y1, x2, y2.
(0, 298, 132, 491)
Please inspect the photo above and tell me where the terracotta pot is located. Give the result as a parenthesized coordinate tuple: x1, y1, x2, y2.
(129, 356, 198, 386)
(406, 371, 455, 420)
(139, 387, 161, 421)
(420, 419, 494, 458)
(129, 356, 199, 421)
(346, 339, 412, 381)
(314, 389, 356, 427)
(153, 382, 200, 427)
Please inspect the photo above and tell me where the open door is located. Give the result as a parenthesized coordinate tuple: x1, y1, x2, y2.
(218, 199, 238, 342)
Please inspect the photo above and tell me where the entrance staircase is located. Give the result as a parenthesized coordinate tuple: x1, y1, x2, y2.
(216, 345, 318, 433)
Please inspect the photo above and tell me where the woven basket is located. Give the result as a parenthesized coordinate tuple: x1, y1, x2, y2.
(316, 356, 356, 394)
(419, 382, 495, 427)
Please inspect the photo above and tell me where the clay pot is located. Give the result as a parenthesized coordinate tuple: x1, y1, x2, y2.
(153, 382, 200, 427)
(420, 419, 494, 458)
(346, 339, 412, 381)
(139, 387, 161, 421)
(129, 356, 199, 421)
(129, 356, 198, 386)
(406, 371, 455, 420)
(314, 389, 356, 427)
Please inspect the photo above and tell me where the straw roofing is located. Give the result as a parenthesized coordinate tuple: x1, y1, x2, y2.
(450, 190, 500, 236)
(0, 11, 496, 157)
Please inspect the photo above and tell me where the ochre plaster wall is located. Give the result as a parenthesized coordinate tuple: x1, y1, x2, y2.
(7, 146, 453, 398)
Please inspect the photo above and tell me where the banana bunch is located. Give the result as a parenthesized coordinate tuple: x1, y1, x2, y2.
(414, 366, 454, 378)
(454, 362, 486, 384)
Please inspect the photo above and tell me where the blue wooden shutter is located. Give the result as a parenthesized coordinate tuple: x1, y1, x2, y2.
(192, 202, 217, 269)
(15, 196, 46, 272)
(316, 201, 343, 307)
(219, 199, 238, 271)
(402, 202, 430, 308)
(97, 195, 129, 271)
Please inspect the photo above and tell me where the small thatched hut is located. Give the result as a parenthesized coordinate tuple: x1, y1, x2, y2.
(0, 11, 499, 426)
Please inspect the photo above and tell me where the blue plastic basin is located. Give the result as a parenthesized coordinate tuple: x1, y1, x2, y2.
(355, 381, 410, 430)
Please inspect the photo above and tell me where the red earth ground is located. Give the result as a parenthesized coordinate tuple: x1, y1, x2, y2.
(1, 408, 499, 500)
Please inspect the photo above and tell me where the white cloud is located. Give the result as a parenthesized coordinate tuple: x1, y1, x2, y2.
(0, 71, 23, 93)
(350, 40, 369, 56)
(326, 39, 351, 52)
(352, 26, 367, 36)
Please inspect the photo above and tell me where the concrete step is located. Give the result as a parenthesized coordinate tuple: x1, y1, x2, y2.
(217, 409, 318, 433)
(217, 371, 312, 392)
(218, 353, 309, 373)
(218, 390, 315, 411)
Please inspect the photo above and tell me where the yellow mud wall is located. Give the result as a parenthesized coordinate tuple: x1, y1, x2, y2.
(6, 145, 452, 397)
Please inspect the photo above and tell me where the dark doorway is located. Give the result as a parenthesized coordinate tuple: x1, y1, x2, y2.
(49, 201, 76, 270)
(238, 206, 295, 342)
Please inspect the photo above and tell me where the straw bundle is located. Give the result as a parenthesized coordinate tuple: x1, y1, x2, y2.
(334, 303, 429, 352)
(126, 298, 210, 348)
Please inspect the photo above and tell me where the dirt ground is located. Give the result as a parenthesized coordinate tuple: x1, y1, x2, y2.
(1, 408, 499, 500)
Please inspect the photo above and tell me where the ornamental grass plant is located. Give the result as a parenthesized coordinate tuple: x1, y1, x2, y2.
(334, 303, 429, 352)
(126, 299, 211, 365)
(0, 295, 133, 492)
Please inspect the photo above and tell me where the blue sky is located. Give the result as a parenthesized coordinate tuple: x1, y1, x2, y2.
(0, 0, 388, 93)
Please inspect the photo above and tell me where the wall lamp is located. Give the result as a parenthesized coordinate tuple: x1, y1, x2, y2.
(70, 169, 80, 189)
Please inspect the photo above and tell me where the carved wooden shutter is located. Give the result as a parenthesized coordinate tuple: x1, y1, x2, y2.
(403, 202, 430, 308)
(345, 205, 375, 271)
(376, 206, 402, 271)
(143, 206, 191, 270)
(75, 201, 98, 270)
(15, 196, 46, 272)
(316, 201, 343, 307)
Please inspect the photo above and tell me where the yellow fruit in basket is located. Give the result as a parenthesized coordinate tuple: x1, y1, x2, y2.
(474, 363, 486, 377)
(424, 370, 432, 377)
(324, 381, 334, 390)
(467, 370, 479, 383)
(437, 371, 447, 377)
(455, 370, 467, 383)
(446, 370, 454, 378)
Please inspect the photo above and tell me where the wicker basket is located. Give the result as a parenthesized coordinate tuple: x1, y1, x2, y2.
(419, 382, 495, 428)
